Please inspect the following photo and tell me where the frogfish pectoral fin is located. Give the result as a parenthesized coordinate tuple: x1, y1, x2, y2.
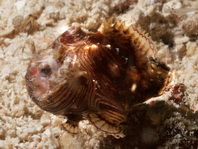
(62, 113, 83, 134)
(87, 110, 126, 134)
(62, 121, 80, 134)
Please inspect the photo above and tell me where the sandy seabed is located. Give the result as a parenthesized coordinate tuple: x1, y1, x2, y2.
(0, 0, 198, 148)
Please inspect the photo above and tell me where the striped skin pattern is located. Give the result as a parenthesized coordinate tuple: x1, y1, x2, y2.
(25, 19, 170, 135)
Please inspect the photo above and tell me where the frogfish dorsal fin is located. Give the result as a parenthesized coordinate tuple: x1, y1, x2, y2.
(99, 18, 156, 67)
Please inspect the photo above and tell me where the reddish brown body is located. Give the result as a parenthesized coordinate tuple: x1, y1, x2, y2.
(25, 19, 169, 134)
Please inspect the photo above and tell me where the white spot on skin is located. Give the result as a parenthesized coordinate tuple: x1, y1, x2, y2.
(131, 83, 137, 92)
(115, 48, 120, 53)
(92, 79, 98, 84)
(106, 44, 111, 49)
(91, 44, 98, 50)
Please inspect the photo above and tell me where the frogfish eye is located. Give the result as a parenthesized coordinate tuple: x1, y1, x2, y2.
(39, 65, 52, 77)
